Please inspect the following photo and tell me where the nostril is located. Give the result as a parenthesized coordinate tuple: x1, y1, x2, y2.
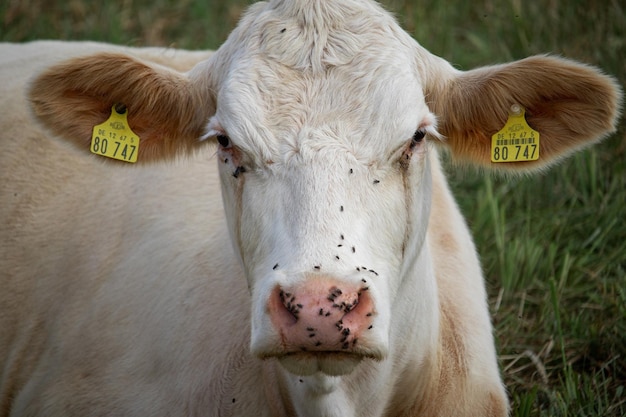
(278, 289, 303, 321)
(268, 287, 300, 326)
(340, 287, 373, 326)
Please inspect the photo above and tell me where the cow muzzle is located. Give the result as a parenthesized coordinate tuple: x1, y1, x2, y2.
(261, 274, 384, 376)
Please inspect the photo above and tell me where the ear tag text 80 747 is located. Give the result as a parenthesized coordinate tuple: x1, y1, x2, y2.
(491, 104, 540, 163)
(91, 105, 140, 163)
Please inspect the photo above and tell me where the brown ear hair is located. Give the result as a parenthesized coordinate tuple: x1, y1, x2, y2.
(428, 55, 622, 171)
(29, 53, 214, 163)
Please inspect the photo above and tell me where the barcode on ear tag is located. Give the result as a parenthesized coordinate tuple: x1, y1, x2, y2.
(91, 105, 140, 163)
(491, 105, 540, 163)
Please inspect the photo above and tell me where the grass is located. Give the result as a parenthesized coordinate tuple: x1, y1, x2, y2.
(2, 0, 624, 415)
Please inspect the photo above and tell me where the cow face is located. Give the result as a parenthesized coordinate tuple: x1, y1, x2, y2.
(198, 1, 441, 376)
(29, 0, 621, 382)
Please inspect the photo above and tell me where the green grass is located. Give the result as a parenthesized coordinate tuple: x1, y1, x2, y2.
(2, 0, 625, 415)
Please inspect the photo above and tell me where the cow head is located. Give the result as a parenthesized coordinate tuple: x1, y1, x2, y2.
(29, 0, 621, 377)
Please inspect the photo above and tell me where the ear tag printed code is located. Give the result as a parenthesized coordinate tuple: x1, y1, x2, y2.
(491, 105, 539, 163)
(91, 105, 140, 163)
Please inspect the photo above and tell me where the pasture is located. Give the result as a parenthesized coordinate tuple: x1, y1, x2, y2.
(2, 0, 624, 415)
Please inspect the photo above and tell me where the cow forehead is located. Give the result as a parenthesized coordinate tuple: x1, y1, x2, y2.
(210, 0, 432, 164)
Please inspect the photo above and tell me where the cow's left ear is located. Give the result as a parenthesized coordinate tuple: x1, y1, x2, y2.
(29, 53, 215, 163)
(427, 55, 622, 171)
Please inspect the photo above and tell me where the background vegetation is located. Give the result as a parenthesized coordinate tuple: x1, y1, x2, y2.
(2, 0, 624, 415)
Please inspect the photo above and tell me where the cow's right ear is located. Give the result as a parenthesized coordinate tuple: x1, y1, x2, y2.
(29, 53, 215, 163)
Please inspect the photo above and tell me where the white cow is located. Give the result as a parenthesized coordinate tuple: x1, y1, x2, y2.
(0, 1, 621, 416)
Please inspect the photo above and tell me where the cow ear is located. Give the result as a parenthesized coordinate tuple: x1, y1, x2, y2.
(29, 53, 215, 163)
(428, 55, 622, 171)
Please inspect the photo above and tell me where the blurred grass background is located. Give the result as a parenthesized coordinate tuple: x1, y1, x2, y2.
(1, 0, 624, 415)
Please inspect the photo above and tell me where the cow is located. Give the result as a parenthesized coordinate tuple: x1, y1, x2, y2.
(0, 0, 621, 416)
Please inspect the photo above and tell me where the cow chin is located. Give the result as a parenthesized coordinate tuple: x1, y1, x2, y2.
(277, 352, 364, 376)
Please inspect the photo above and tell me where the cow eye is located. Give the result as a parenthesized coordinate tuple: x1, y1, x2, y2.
(410, 129, 426, 148)
(216, 134, 231, 148)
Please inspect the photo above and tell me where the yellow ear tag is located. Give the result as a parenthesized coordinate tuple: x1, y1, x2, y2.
(91, 105, 140, 163)
(491, 105, 539, 163)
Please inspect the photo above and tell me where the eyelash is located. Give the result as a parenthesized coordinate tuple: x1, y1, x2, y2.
(410, 129, 426, 149)
(216, 134, 231, 148)
(216, 130, 425, 170)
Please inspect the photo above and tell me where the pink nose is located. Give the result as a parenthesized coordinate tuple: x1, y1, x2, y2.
(268, 275, 375, 352)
